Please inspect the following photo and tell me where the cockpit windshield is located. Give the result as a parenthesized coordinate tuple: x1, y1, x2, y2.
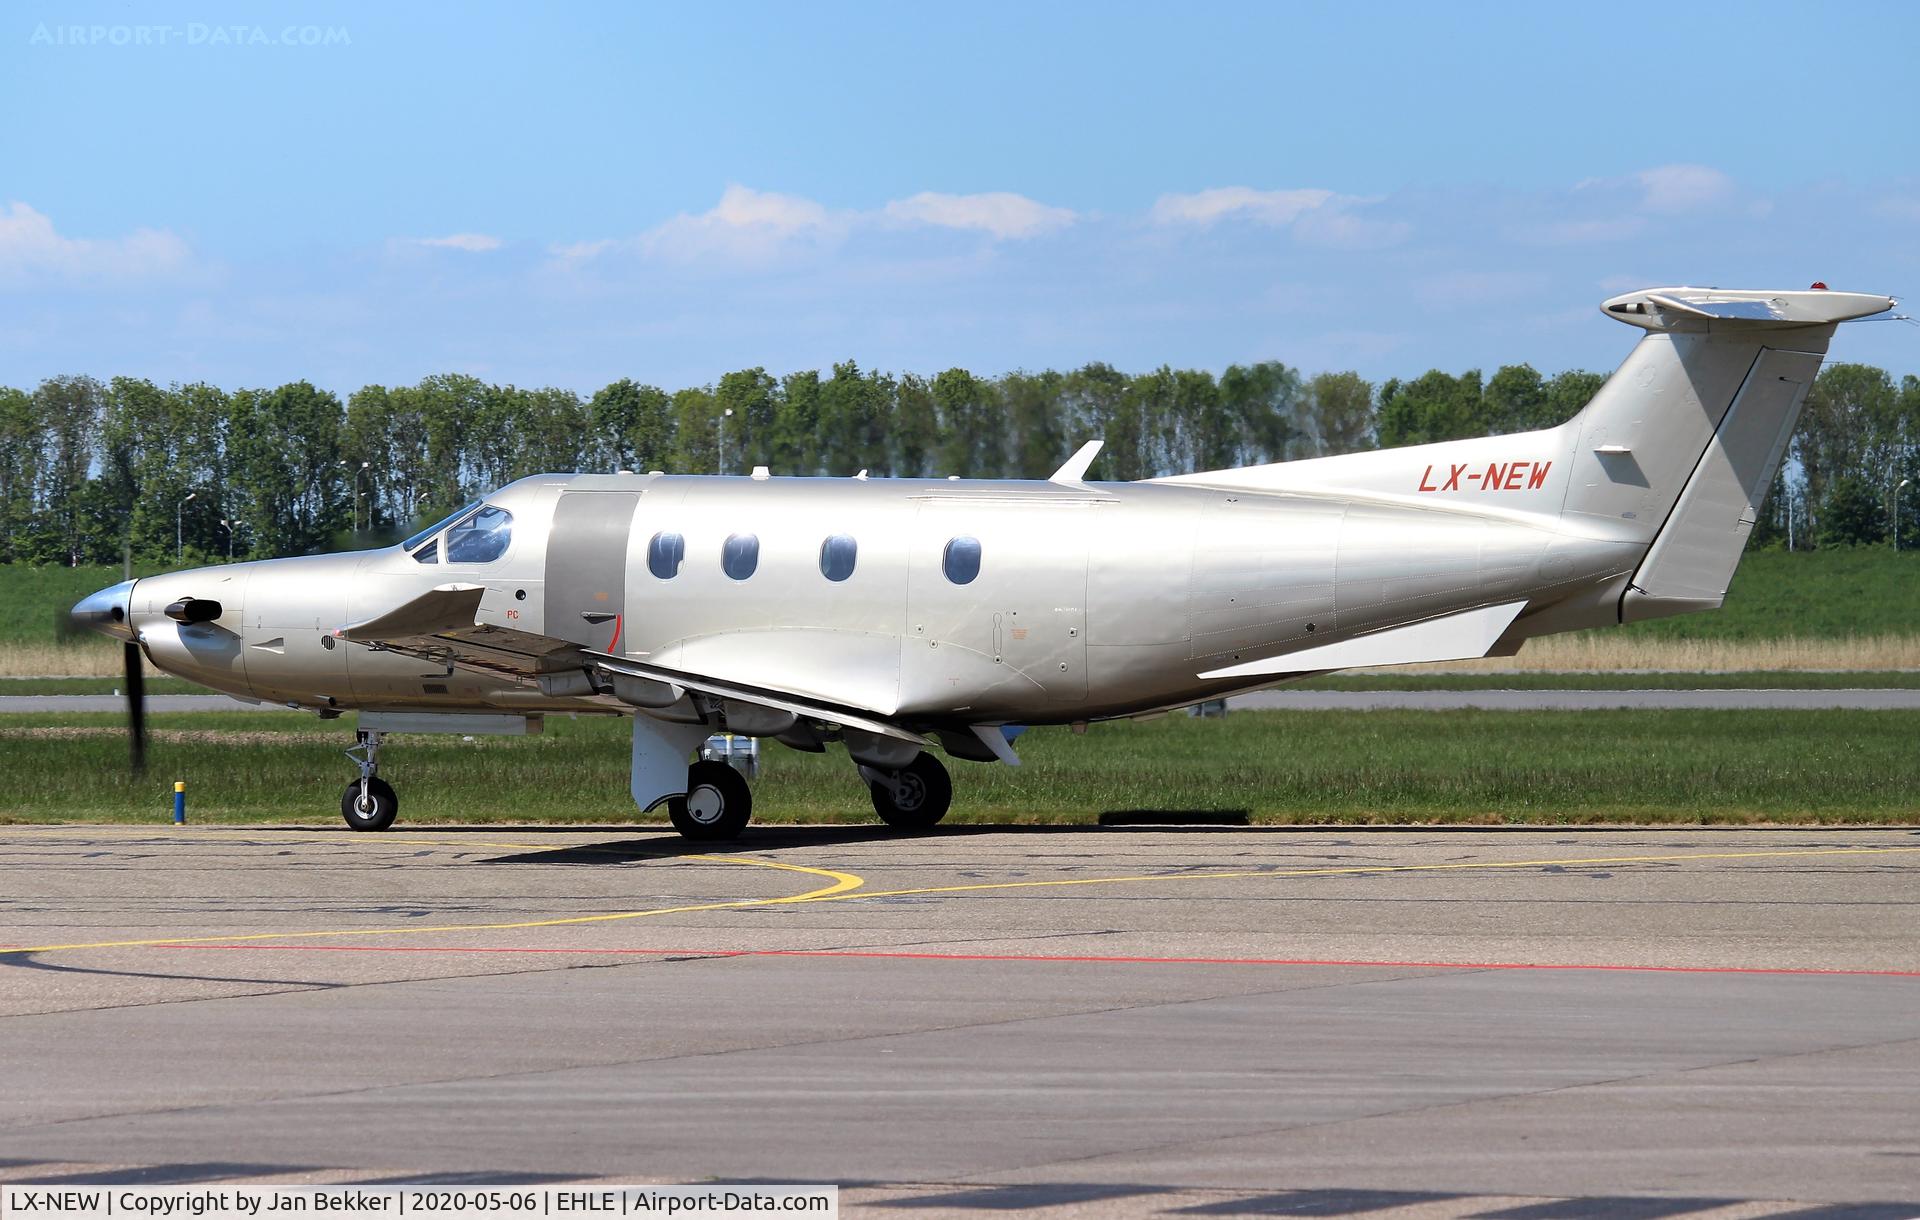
(445, 504, 513, 563)
(402, 502, 478, 553)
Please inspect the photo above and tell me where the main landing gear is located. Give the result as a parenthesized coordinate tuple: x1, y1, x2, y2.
(863, 752, 953, 830)
(663, 750, 951, 841)
(341, 729, 397, 831)
(668, 759, 754, 840)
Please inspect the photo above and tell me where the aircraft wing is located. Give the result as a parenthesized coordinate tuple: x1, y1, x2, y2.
(583, 652, 928, 746)
(336, 583, 928, 746)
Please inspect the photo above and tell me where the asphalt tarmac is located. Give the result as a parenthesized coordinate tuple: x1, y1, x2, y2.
(3, 825, 1918, 1218)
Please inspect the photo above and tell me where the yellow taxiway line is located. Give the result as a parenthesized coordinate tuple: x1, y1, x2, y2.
(802, 844, 1920, 904)
(2, 829, 1917, 956)
(0, 830, 864, 954)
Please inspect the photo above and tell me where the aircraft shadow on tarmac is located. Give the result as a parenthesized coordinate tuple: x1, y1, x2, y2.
(463, 813, 1256, 866)
(441, 814, 1920, 865)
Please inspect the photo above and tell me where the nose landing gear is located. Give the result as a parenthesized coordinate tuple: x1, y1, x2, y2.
(341, 729, 397, 831)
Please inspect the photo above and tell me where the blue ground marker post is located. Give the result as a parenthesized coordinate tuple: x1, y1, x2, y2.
(173, 780, 186, 825)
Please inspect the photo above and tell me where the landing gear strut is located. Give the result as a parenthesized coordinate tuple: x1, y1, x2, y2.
(669, 759, 753, 840)
(864, 752, 952, 830)
(341, 729, 398, 831)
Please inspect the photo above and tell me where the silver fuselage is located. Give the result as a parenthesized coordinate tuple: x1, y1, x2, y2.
(105, 471, 1638, 727)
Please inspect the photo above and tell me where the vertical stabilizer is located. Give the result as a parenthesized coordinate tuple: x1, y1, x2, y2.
(1572, 288, 1890, 621)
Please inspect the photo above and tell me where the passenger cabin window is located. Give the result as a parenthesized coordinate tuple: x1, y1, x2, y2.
(943, 536, 982, 585)
(722, 533, 760, 581)
(411, 538, 440, 564)
(647, 531, 685, 579)
(819, 534, 857, 582)
(444, 504, 513, 563)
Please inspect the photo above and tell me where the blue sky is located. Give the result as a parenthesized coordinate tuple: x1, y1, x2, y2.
(3, 1, 1917, 393)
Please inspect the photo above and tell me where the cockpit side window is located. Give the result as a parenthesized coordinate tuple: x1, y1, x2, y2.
(403, 502, 477, 553)
(412, 538, 440, 564)
(445, 504, 514, 563)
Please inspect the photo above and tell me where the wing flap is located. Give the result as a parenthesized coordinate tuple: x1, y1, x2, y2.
(589, 652, 928, 746)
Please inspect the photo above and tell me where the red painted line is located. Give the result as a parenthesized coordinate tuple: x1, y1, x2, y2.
(607, 614, 622, 652)
(151, 942, 1920, 978)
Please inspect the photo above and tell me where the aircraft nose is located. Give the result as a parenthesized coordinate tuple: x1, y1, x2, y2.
(71, 579, 138, 642)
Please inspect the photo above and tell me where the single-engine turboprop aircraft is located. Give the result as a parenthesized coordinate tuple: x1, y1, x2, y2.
(71, 286, 1893, 838)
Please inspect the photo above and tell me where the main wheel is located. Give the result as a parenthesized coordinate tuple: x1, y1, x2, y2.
(869, 752, 952, 830)
(340, 776, 398, 831)
(669, 760, 753, 840)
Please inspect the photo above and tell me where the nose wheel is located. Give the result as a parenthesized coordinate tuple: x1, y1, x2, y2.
(341, 775, 398, 831)
(865, 752, 952, 829)
(668, 759, 753, 840)
(340, 729, 398, 831)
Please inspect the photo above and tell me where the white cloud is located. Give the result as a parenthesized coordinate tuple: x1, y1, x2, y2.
(882, 191, 1075, 239)
(1635, 164, 1735, 213)
(1148, 186, 1406, 248)
(560, 185, 1078, 266)
(548, 237, 617, 263)
(412, 232, 502, 252)
(1150, 186, 1335, 227)
(0, 201, 191, 281)
(639, 184, 844, 262)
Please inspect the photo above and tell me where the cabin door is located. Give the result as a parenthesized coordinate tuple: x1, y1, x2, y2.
(545, 491, 640, 652)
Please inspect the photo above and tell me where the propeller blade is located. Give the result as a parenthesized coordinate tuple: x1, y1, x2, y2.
(53, 605, 85, 644)
(124, 639, 147, 776)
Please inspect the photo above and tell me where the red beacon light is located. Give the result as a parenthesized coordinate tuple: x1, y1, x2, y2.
(1809, 281, 1828, 290)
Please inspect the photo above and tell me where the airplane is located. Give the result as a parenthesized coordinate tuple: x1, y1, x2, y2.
(71, 285, 1894, 839)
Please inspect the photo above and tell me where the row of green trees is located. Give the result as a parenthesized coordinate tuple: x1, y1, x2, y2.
(2, 359, 1915, 566)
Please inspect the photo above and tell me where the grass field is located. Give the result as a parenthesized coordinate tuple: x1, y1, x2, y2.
(5, 672, 1920, 697)
(4, 708, 1915, 825)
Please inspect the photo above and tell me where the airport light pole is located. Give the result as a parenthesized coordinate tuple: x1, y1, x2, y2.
(218, 518, 235, 561)
(717, 408, 733, 475)
(1897, 479, 1911, 552)
(355, 460, 370, 535)
(176, 492, 196, 559)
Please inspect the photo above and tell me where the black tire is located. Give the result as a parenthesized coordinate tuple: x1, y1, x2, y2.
(670, 760, 753, 840)
(340, 776, 398, 831)
(869, 752, 952, 829)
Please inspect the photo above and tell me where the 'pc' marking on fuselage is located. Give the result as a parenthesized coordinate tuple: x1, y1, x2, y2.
(1418, 460, 1551, 493)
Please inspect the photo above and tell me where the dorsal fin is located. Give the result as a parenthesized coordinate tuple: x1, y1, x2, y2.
(1048, 439, 1103, 485)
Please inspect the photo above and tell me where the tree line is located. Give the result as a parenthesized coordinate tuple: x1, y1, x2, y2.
(2, 358, 1915, 567)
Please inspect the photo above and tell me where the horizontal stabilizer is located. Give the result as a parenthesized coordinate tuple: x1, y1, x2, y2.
(1197, 600, 1528, 680)
(1603, 287, 1892, 332)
